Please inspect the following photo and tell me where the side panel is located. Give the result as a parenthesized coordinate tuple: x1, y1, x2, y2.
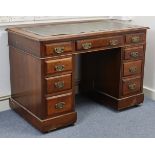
(9, 47, 45, 119)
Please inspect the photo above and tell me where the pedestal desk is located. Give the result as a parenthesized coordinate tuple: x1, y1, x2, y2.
(7, 19, 148, 132)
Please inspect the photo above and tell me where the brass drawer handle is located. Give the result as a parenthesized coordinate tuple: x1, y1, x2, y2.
(54, 47, 64, 54)
(130, 51, 139, 58)
(129, 66, 137, 73)
(131, 36, 140, 43)
(55, 102, 65, 109)
(109, 39, 119, 46)
(54, 81, 64, 89)
(55, 65, 64, 72)
(128, 83, 136, 90)
(82, 42, 92, 49)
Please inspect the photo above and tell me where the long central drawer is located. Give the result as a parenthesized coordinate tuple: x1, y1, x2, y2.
(76, 36, 124, 51)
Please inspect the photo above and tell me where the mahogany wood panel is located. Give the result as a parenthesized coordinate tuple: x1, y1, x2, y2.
(8, 32, 41, 57)
(94, 48, 122, 98)
(118, 93, 144, 109)
(123, 60, 142, 76)
(79, 52, 97, 93)
(46, 93, 73, 116)
(9, 47, 45, 119)
(80, 48, 122, 98)
(46, 74, 72, 94)
(91, 91, 144, 110)
(124, 45, 144, 60)
(45, 57, 72, 75)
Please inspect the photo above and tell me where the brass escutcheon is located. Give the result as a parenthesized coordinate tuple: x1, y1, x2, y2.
(130, 51, 139, 58)
(82, 42, 92, 49)
(129, 66, 137, 73)
(54, 81, 64, 89)
(109, 39, 119, 46)
(54, 47, 64, 54)
(131, 36, 140, 43)
(55, 102, 65, 109)
(55, 65, 64, 72)
(128, 83, 136, 90)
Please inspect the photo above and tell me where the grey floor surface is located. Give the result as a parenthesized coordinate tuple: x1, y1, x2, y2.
(0, 95, 155, 138)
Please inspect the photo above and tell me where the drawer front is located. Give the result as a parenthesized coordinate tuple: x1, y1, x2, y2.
(122, 77, 141, 96)
(45, 57, 72, 75)
(124, 45, 144, 60)
(46, 93, 73, 116)
(45, 42, 72, 56)
(123, 60, 142, 76)
(46, 74, 72, 94)
(76, 36, 124, 51)
(126, 33, 145, 44)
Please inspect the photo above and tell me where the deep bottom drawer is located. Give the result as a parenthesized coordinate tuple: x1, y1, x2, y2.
(122, 76, 141, 96)
(46, 93, 73, 116)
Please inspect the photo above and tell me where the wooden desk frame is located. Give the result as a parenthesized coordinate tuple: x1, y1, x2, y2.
(7, 20, 148, 132)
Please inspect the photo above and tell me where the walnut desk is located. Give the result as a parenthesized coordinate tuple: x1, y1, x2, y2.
(7, 20, 148, 132)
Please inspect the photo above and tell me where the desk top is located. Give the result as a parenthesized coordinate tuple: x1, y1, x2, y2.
(7, 19, 148, 41)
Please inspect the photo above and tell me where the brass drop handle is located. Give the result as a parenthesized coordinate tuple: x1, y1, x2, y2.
(130, 51, 139, 58)
(131, 36, 140, 43)
(55, 65, 64, 72)
(109, 39, 119, 46)
(129, 66, 137, 73)
(82, 42, 92, 49)
(54, 47, 64, 54)
(54, 81, 64, 89)
(55, 102, 65, 109)
(128, 83, 136, 90)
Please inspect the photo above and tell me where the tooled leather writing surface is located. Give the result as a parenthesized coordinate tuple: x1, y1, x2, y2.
(21, 20, 143, 37)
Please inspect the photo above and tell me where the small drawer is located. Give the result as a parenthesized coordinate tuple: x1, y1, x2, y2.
(46, 74, 72, 94)
(46, 93, 73, 116)
(123, 60, 142, 76)
(45, 42, 72, 56)
(124, 45, 144, 60)
(126, 33, 145, 44)
(76, 36, 124, 51)
(45, 57, 72, 75)
(122, 77, 141, 96)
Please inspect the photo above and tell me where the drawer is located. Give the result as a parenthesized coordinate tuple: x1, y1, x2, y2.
(46, 74, 72, 94)
(124, 45, 144, 60)
(126, 33, 145, 44)
(45, 42, 72, 56)
(46, 93, 73, 116)
(123, 60, 142, 76)
(76, 36, 124, 51)
(122, 77, 141, 96)
(45, 57, 72, 75)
